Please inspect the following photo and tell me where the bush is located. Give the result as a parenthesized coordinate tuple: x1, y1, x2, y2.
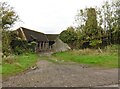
(2, 30, 13, 57)
(10, 38, 37, 55)
(59, 27, 77, 49)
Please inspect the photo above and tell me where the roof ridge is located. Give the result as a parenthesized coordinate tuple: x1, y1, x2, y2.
(19, 27, 49, 41)
(20, 27, 44, 34)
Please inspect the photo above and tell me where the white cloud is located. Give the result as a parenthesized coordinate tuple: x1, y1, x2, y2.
(1, 0, 109, 34)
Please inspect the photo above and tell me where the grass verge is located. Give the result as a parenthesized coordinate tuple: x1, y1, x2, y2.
(2, 53, 38, 77)
(52, 48, 118, 68)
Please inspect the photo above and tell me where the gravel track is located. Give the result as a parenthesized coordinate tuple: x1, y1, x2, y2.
(2, 60, 118, 87)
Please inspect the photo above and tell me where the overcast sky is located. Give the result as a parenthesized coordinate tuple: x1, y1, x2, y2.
(1, 0, 109, 34)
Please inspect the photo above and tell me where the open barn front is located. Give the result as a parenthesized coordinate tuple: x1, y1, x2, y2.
(16, 27, 71, 53)
(37, 41, 49, 52)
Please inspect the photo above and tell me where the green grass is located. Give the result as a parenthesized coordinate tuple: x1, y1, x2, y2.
(0, 65, 2, 74)
(52, 49, 118, 68)
(2, 53, 38, 77)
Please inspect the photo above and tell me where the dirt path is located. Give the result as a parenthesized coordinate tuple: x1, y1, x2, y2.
(2, 60, 118, 87)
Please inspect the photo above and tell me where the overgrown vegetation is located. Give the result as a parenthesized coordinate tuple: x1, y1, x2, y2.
(0, 2, 19, 29)
(1, 2, 37, 57)
(59, 27, 78, 49)
(1, 2, 18, 57)
(52, 45, 118, 68)
(2, 53, 38, 77)
(0, 2, 39, 77)
(59, 1, 120, 49)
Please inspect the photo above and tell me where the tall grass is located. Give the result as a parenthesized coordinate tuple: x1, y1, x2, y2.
(53, 45, 118, 68)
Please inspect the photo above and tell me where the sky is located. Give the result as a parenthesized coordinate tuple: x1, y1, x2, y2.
(1, 0, 109, 34)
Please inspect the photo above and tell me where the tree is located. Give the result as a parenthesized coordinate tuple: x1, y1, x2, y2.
(74, 1, 119, 49)
(98, 0, 120, 44)
(0, 2, 19, 30)
(85, 8, 98, 30)
(75, 8, 103, 48)
(101, 1, 114, 45)
(75, 9, 87, 29)
(0, 2, 19, 57)
(83, 8, 102, 48)
(59, 27, 77, 49)
(112, 0, 120, 44)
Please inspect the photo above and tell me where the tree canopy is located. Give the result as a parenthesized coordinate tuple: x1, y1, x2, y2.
(59, 0, 120, 49)
(1, 2, 19, 57)
(59, 27, 77, 49)
(0, 2, 19, 30)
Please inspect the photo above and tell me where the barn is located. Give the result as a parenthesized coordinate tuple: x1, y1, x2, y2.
(16, 27, 70, 52)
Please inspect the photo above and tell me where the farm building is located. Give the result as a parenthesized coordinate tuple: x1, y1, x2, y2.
(16, 27, 70, 52)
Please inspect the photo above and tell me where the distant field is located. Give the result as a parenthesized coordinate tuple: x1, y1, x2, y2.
(52, 46, 118, 68)
(2, 53, 38, 77)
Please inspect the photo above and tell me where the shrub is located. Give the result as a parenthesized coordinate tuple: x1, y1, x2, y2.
(59, 27, 77, 49)
(10, 38, 37, 55)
